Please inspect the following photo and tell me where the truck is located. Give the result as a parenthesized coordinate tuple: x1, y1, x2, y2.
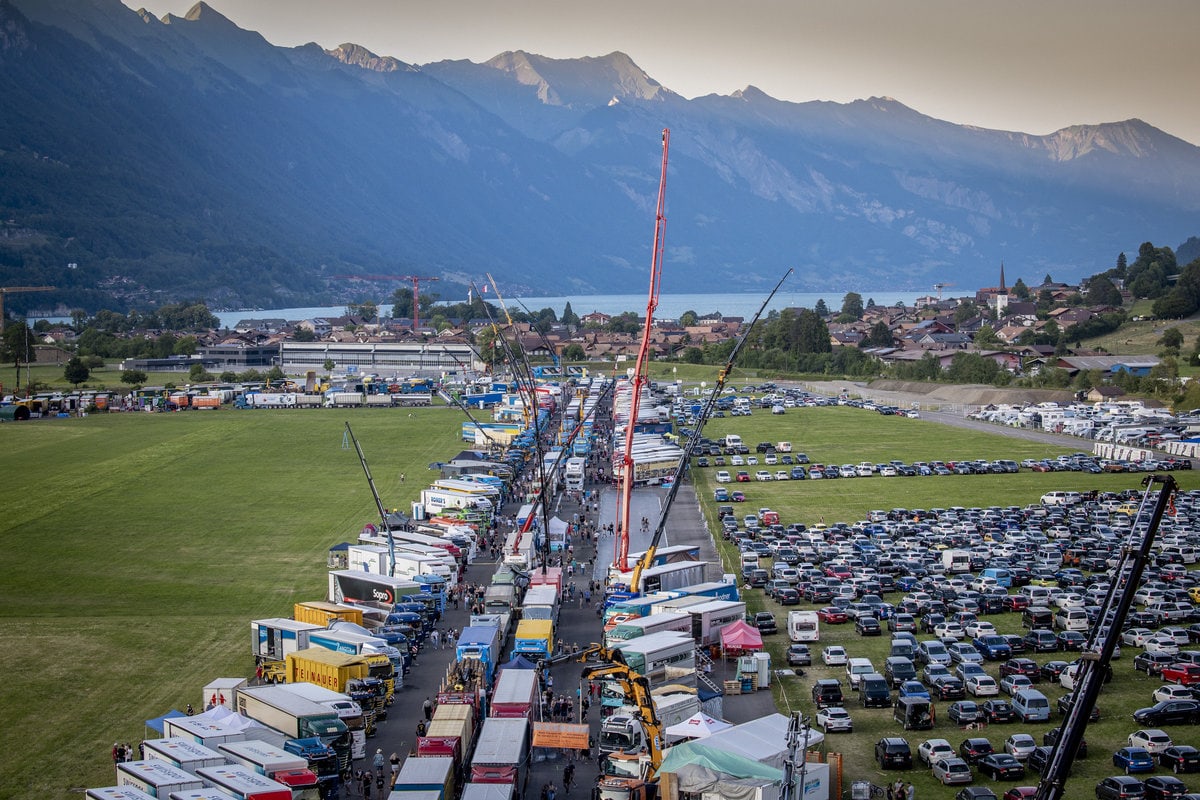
(251, 619, 324, 666)
(520, 585, 559, 624)
(624, 560, 706, 595)
(426, 701, 477, 756)
(234, 686, 349, 753)
(605, 612, 693, 649)
(195, 764, 294, 800)
(116, 761, 205, 797)
(284, 648, 369, 693)
(393, 755, 456, 800)
(273, 681, 369, 760)
(306, 629, 403, 685)
(609, 631, 697, 690)
(281, 739, 340, 798)
(162, 715, 250, 749)
(292, 601, 364, 628)
(470, 613, 511, 648)
(470, 717, 529, 785)
(723, 434, 743, 449)
(675, 600, 747, 646)
(483, 584, 518, 614)
(512, 619, 554, 661)
(217, 740, 320, 800)
(325, 392, 364, 408)
(942, 549, 971, 574)
(456, 625, 502, 681)
(490, 668, 538, 718)
(140, 738, 227, 776)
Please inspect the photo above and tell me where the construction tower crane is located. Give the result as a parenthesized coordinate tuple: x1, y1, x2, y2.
(0, 286, 55, 328)
(614, 129, 670, 574)
(933, 282, 955, 301)
(399, 275, 439, 333)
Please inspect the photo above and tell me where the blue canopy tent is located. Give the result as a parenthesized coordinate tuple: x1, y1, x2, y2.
(144, 709, 186, 736)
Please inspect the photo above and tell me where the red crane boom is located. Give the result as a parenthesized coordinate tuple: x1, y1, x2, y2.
(614, 129, 670, 573)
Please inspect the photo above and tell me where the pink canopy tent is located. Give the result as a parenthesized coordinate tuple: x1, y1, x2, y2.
(719, 620, 763, 655)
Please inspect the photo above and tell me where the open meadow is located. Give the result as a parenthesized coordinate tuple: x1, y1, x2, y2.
(0, 407, 464, 798)
(3, 401, 1197, 798)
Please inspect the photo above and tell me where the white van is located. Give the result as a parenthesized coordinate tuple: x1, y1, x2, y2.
(1054, 608, 1089, 632)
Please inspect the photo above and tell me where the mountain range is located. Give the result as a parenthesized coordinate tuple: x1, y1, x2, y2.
(1, 0, 1199, 313)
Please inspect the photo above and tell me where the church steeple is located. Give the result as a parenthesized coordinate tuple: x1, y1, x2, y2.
(999, 262, 1006, 292)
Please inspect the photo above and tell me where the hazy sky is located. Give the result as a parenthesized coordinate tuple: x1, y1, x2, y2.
(127, 0, 1200, 145)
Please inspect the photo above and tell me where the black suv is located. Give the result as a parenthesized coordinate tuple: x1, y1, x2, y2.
(753, 611, 778, 635)
(875, 737, 913, 769)
(812, 679, 843, 709)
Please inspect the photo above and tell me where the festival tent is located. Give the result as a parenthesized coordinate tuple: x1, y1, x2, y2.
(498, 654, 538, 672)
(658, 742, 784, 800)
(697, 713, 822, 770)
(664, 713, 734, 740)
(719, 620, 763, 652)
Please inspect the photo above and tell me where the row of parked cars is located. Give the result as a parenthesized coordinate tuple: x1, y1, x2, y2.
(716, 483, 1200, 799)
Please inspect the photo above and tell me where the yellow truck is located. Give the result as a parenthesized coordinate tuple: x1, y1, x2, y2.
(285, 648, 369, 693)
(293, 601, 364, 628)
(512, 618, 554, 660)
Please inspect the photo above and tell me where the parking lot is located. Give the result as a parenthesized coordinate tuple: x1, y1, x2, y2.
(681, 395, 1200, 799)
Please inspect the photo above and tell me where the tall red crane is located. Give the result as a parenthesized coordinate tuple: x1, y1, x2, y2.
(399, 275, 440, 333)
(614, 129, 670, 574)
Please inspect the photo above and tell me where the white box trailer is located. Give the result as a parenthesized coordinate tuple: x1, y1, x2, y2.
(167, 791, 238, 800)
(635, 561, 706, 594)
(520, 585, 559, 623)
(116, 760, 205, 797)
(250, 619, 324, 664)
(162, 716, 248, 749)
(202, 679, 248, 712)
(216, 740, 318, 795)
(678, 600, 747, 646)
(141, 738, 227, 775)
(86, 788, 158, 800)
(195, 765, 293, 800)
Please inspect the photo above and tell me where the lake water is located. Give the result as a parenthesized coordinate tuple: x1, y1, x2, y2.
(211, 290, 930, 328)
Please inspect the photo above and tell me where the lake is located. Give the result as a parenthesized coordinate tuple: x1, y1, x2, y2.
(211, 290, 931, 329)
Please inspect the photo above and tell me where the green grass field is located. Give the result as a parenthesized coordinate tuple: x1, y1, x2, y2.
(691, 408, 1200, 799)
(0, 407, 464, 798)
(4, 402, 1197, 798)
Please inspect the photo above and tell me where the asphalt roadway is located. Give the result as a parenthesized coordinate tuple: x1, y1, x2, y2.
(360, 463, 782, 799)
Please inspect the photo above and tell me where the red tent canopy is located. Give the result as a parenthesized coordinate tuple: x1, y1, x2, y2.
(719, 620, 763, 651)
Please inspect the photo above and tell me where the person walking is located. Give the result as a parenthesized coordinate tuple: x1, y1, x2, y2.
(563, 763, 575, 794)
(422, 696, 433, 721)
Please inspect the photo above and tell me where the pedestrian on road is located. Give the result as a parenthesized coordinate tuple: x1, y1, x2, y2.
(564, 763, 575, 793)
(422, 696, 433, 721)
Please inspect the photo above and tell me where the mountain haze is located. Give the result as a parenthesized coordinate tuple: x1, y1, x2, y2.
(1, 0, 1198, 312)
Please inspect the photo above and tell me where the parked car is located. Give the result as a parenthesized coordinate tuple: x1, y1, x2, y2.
(753, 611, 778, 634)
(919, 737, 957, 766)
(812, 678, 844, 708)
(947, 701, 982, 726)
(1133, 699, 1200, 726)
(1129, 730, 1175, 756)
(1162, 664, 1200, 686)
(1001, 674, 1035, 697)
(960, 737, 996, 765)
(822, 646, 848, 666)
(786, 644, 812, 667)
(1005, 733, 1038, 761)
(956, 787, 996, 800)
(856, 616, 883, 636)
(1142, 776, 1189, 800)
(982, 699, 1017, 723)
(934, 757, 975, 785)
(1000, 658, 1042, 680)
(876, 737, 913, 769)
(1095, 776, 1147, 800)
(1113, 747, 1157, 774)
(816, 705, 854, 733)
(979, 753, 1027, 780)
(1158, 745, 1200, 774)
(967, 675, 1000, 697)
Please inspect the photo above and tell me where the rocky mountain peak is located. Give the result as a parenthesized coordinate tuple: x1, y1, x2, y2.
(326, 42, 411, 73)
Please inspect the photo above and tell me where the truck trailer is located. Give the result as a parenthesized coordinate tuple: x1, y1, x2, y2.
(140, 738, 227, 776)
(470, 717, 529, 785)
(251, 619, 324, 666)
(195, 764, 293, 800)
(115, 760, 204, 797)
(489, 668, 537, 718)
(216, 740, 320, 800)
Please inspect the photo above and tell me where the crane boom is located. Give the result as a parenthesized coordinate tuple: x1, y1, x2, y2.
(615, 128, 670, 573)
(625, 269, 792, 593)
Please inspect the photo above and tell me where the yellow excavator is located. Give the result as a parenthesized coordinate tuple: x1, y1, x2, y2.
(580, 652, 664, 800)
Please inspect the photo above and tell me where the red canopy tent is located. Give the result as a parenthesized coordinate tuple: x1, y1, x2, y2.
(719, 620, 763, 656)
